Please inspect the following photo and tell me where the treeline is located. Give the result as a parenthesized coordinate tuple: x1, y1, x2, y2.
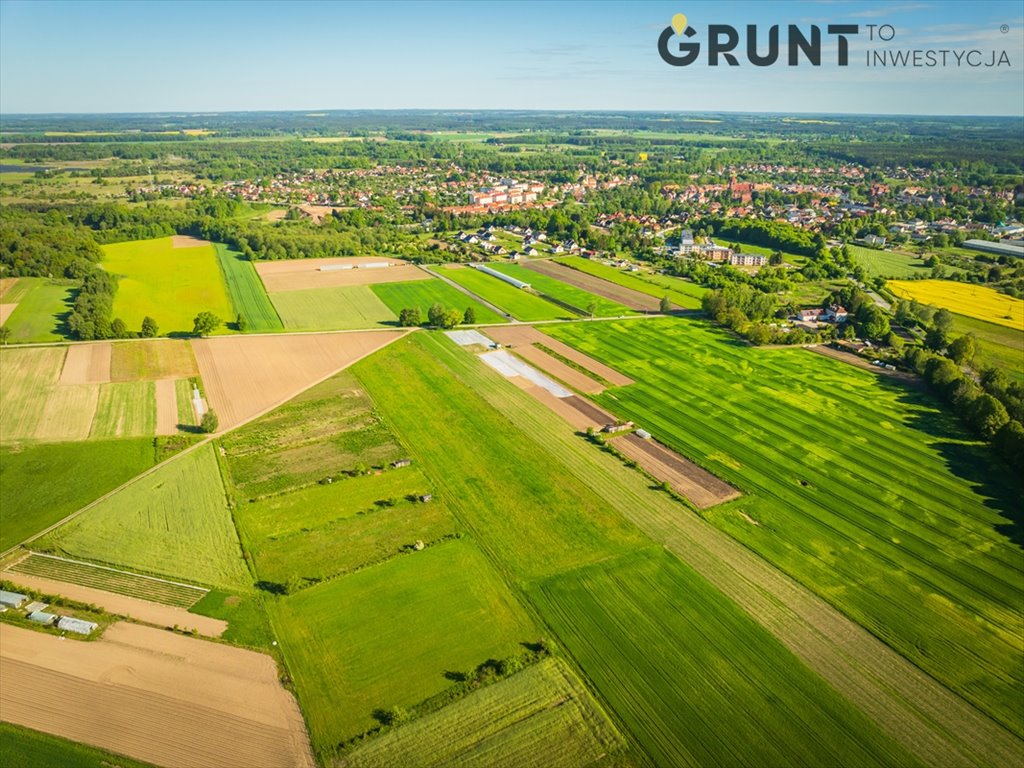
(700, 216, 820, 257)
(0, 207, 104, 277)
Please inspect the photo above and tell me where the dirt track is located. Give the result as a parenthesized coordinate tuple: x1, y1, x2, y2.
(0, 622, 314, 768)
(0, 571, 226, 636)
(611, 433, 739, 509)
(255, 257, 426, 292)
(522, 260, 661, 312)
(193, 330, 406, 429)
(484, 325, 634, 386)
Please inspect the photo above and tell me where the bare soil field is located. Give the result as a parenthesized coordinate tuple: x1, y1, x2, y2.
(170, 234, 210, 249)
(522, 260, 661, 312)
(0, 571, 225, 636)
(504, 377, 613, 432)
(0, 303, 16, 325)
(511, 343, 604, 393)
(0, 622, 314, 768)
(0, 277, 18, 299)
(154, 379, 178, 434)
(256, 258, 426, 292)
(485, 325, 634, 386)
(265, 208, 287, 222)
(611, 433, 741, 509)
(59, 343, 112, 384)
(193, 330, 406, 429)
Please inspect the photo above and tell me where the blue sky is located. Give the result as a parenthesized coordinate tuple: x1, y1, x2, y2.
(1, 0, 1021, 115)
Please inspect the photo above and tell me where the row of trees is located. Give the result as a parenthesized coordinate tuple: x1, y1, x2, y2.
(398, 304, 475, 329)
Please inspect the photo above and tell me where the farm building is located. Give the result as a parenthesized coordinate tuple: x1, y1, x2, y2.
(57, 616, 99, 635)
(23, 601, 48, 613)
(472, 264, 531, 290)
(603, 421, 634, 434)
(0, 590, 28, 609)
(27, 610, 58, 625)
(392, 458, 412, 469)
(636, 429, 652, 440)
(963, 239, 1024, 259)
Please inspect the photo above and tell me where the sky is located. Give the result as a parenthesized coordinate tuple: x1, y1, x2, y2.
(1, 0, 1022, 116)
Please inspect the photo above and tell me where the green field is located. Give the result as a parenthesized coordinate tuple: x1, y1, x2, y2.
(0, 346, 66, 440)
(270, 539, 538, 748)
(370, 278, 507, 324)
(9, 552, 206, 607)
(533, 551, 917, 768)
(487, 262, 632, 317)
(441, 266, 570, 322)
(352, 334, 647, 582)
(37, 444, 250, 588)
(341, 657, 624, 768)
(554, 256, 704, 309)
(89, 381, 155, 438)
(949, 312, 1024, 382)
(0, 722, 155, 768)
(546, 318, 1024, 736)
(220, 371, 403, 498)
(0, 438, 157, 551)
(234, 468, 456, 587)
(3, 278, 76, 342)
(101, 237, 234, 334)
(846, 244, 928, 279)
(270, 284, 397, 330)
(214, 244, 283, 331)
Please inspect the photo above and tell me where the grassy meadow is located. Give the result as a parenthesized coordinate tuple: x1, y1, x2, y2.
(441, 266, 570, 321)
(547, 318, 1024, 736)
(270, 539, 538, 748)
(101, 237, 234, 334)
(214, 244, 283, 331)
(487, 262, 632, 317)
(109, 340, 197, 381)
(888, 279, 1024, 330)
(2, 278, 76, 342)
(37, 444, 250, 588)
(270, 285, 396, 330)
(371, 278, 507, 324)
(948, 312, 1024, 382)
(846, 244, 928, 278)
(0, 438, 157, 551)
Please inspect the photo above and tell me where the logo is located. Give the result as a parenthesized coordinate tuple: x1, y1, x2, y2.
(658, 12, 859, 67)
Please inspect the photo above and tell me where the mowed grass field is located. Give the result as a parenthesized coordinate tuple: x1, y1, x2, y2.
(37, 444, 250, 588)
(0, 722, 155, 768)
(487, 262, 632, 317)
(341, 657, 624, 768)
(846, 244, 928, 279)
(547, 318, 1024, 736)
(948, 313, 1024, 382)
(234, 468, 457, 587)
(270, 539, 538, 748)
(532, 551, 917, 768)
(0, 438, 157, 551)
(888, 279, 1024, 330)
(270, 285, 397, 330)
(2, 278, 76, 342)
(214, 244, 283, 331)
(109, 340, 197, 381)
(371, 278, 507, 324)
(441, 266, 571, 321)
(554, 256, 704, 309)
(101, 237, 234, 334)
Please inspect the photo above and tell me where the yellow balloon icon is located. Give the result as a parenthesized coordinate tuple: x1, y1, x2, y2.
(671, 13, 688, 35)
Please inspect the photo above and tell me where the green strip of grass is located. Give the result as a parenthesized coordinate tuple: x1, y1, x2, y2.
(441, 266, 570, 321)
(214, 244, 283, 331)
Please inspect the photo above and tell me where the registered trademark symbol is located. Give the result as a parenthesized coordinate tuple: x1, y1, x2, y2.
(1000, 24, 1009, 33)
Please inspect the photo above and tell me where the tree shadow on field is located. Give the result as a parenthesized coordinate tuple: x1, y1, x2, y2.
(875, 377, 1024, 550)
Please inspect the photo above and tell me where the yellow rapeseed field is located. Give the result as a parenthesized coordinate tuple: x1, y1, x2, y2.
(888, 280, 1024, 330)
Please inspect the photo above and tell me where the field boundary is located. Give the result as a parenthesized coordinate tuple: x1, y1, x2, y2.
(11, 551, 209, 594)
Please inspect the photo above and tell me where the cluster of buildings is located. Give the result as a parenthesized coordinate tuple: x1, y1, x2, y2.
(467, 180, 545, 207)
(674, 230, 767, 267)
(796, 305, 849, 325)
(0, 589, 98, 635)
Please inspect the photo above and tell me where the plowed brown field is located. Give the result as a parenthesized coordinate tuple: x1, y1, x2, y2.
(154, 379, 178, 435)
(611, 433, 740, 508)
(170, 234, 209, 249)
(193, 330, 406, 429)
(59, 343, 112, 384)
(256, 257, 426, 292)
(0, 622, 314, 768)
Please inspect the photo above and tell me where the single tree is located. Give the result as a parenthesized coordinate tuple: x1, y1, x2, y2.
(140, 316, 159, 338)
(947, 334, 977, 365)
(0, 326, 10, 345)
(933, 308, 955, 334)
(442, 309, 462, 329)
(398, 307, 422, 326)
(427, 303, 446, 327)
(659, 295, 672, 314)
(924, 326, 948, 352)
(236, 313, 248, 332)
(200, 409, 219, 433)
(193, 311, 222, 336)
(463, 306, 476, 324)
(110, 318, 128, 338)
